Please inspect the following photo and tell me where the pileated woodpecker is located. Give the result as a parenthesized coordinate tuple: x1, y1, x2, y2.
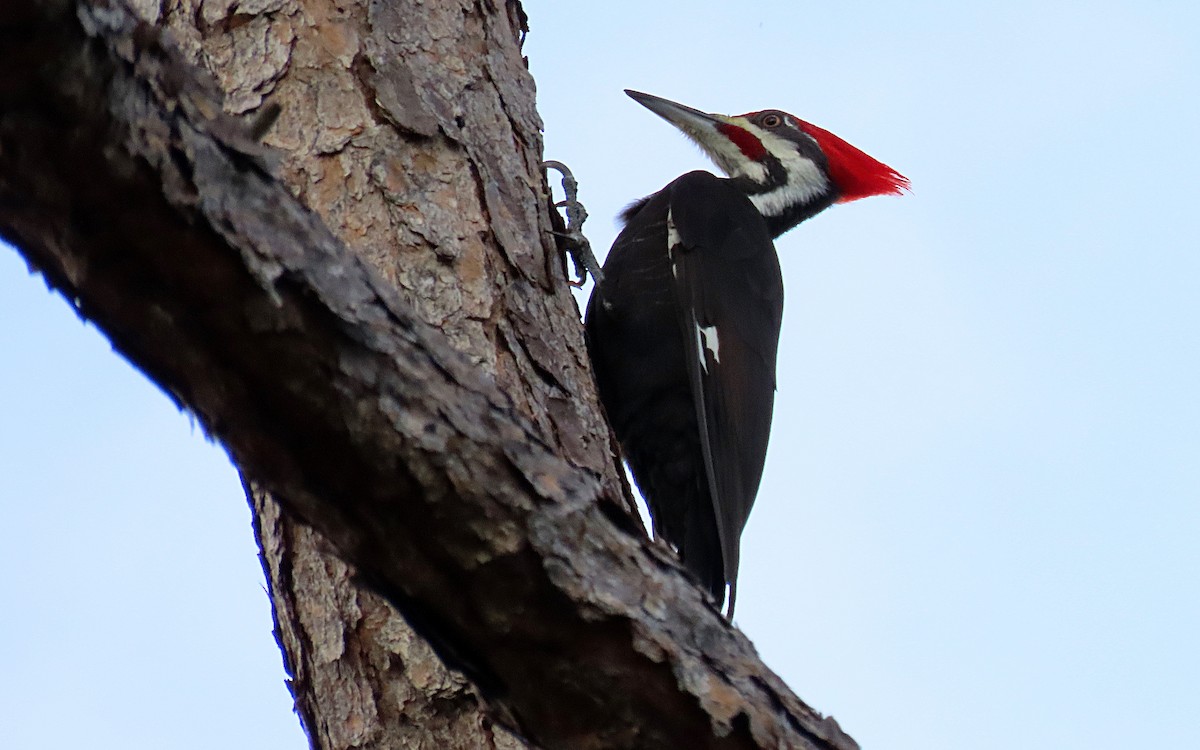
(585, 90, 907, 616)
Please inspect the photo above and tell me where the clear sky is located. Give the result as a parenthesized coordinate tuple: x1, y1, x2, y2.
(2, 1, 1197, 747)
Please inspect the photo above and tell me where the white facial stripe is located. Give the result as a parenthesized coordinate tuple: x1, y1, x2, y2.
(681, 121, 769, 183)
(694, 119, 829, 206)
(680, 116, 829, 216)
(715, 151, 769, 183)
(770, 124, 818, 149)
(748, 155, 829, 217)
(759, 128, 818, 158)
(757, 130, 830, 210)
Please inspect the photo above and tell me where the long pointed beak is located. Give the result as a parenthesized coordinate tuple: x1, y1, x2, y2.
(625, 90, 768, 183)
(625, 90, 726, 137)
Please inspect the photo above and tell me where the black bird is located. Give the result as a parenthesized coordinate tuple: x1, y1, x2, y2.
(585, 90, 907, 616)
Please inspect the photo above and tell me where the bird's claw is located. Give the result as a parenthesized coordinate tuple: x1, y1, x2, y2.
(544, 160, 604, 287)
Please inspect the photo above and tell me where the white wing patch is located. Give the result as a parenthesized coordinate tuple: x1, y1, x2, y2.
(666, 207, 681, 279)
(696, 322, 721, 373)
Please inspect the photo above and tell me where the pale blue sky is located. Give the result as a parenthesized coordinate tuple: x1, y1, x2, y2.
(3, 2, 1197, 747)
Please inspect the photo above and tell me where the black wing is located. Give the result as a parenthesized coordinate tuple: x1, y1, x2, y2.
(666, 172, 784, 614)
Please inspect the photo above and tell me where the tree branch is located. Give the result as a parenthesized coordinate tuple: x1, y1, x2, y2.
(0, 2, 857, 749)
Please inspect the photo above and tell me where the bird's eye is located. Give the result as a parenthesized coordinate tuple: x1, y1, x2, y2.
(761, 113, 783, 128)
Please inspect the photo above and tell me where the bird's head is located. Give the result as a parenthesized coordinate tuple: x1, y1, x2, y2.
(626, 89, 908, 233)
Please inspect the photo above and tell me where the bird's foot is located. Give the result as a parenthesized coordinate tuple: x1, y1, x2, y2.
(544, 160, 603, 287)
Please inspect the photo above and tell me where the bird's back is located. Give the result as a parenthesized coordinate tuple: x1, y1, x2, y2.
(585, 171, 783, 613)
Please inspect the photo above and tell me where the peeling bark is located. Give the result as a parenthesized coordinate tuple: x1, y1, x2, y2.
(151, 0, 619, 745)
(160, 0, 619, 745)
(0, 1, 859, 749)
(252, 485, 526, 749)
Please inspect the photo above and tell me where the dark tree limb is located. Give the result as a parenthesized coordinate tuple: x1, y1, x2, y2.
(0, 2, 857, 749)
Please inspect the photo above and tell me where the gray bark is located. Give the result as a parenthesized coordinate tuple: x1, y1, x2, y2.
(0, 1, 859, 749)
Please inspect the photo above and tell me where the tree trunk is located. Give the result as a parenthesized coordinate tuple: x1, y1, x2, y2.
(251, 484, 527, 749)
(0, 1, 859, 749)
(153, 0, 616, 746)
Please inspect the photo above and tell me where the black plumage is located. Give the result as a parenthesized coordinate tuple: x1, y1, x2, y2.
(586, 171, 782, 613)
(585, 91, 907, 617)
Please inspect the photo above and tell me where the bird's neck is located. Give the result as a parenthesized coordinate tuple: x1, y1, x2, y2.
(731, 172, 838, 238)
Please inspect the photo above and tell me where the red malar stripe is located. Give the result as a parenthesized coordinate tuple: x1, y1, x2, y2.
(717, 123, 767, 161)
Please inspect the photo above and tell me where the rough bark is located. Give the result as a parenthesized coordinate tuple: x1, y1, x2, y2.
(0, 2, 859, 749)
(251, 485, 526, 750)
(149, 0, 613, 746)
